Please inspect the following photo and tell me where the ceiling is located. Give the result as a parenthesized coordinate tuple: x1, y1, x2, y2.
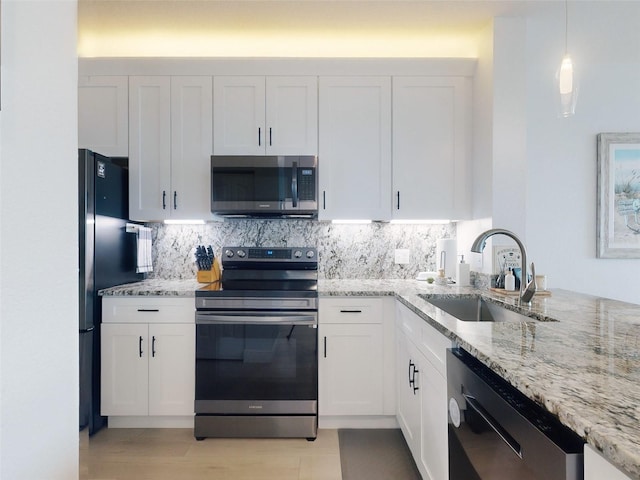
(77, 0, 562, 57)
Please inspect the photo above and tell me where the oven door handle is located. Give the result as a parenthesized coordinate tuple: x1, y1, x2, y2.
(462, 393, 523, 459)
(196, 313, 317, 325)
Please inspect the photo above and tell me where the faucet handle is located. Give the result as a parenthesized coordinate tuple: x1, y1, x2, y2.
(529, 262, 536, 286)
(520, 262, 537, 304)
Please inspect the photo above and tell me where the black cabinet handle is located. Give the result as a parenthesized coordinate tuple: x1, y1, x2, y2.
(139, 336, 143, 358)
(323, 336, 327, 358)
(137, 309, 159, 312)
(269, 127, 272, 146)
(323, 191, 326, 210)
(152, 336, 156, 357)
(258, 127, 261, 146)
(340, 309, 362, 313)
(408, 360, 415, 386)
(173, 191, 177, 210)
(397, 191, 400, 210)
(162, 191, 166, 210)
(413, 368, 420, 394)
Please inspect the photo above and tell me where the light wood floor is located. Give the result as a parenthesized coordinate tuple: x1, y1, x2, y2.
(80, 428, 342, 480)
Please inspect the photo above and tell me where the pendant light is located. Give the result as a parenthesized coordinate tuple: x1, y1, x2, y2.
(557, 0, 578, 117)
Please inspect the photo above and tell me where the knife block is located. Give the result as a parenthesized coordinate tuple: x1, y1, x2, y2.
(197, 259, 222, 284)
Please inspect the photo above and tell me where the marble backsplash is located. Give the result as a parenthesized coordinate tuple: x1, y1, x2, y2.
(148, 219, 456, 280)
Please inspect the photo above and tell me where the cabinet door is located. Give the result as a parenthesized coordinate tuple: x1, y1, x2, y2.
(318, 77, 392, 220)
(265, 76, 318, 155)
(585, 444, 633, 480)
(78, 76, 128, 157)
(396, 330, 421, 455)
(129, 76, 172, 221)
(319, 323, 384, 415)
(392, 76, 471, 220)
(419, 355, 448, 480)
(213, 76, 265, 155)
(170, 76, 213, 219)
(148, 324, 195, 416)
(101, 323, 149, 416)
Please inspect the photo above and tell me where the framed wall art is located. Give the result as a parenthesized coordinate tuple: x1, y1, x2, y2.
(597, 132, 640, 258)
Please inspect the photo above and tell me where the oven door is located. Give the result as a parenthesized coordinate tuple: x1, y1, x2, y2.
(195, 311, 318, 415)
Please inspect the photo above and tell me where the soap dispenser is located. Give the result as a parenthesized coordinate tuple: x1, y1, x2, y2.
(456, 255, 471, 287)
(504, 267, 516, 291)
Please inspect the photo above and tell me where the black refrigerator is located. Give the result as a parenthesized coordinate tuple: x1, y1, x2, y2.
(79, 149, 143, 434)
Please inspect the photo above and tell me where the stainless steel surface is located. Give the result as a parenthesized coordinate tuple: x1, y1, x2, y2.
(194, 245, 319, 440)
(470, 228, 537, 304)
(194, 415, 317, 440)
(196, 296, 318, 311)
(447, 348, 583, 480)
(195, 399, 317, 415)
(420, 295, 549, 323)
(195, 311, 318, 325)
(210, 155, 318, 218)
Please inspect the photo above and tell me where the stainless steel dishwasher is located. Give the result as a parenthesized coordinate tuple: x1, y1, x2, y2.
(447, 348, 584, 480)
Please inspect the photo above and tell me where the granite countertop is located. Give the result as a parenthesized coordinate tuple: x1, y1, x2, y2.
(99, 277, 640, 479)
(320, 279, 640, 480)
(99, 279, 203, 297)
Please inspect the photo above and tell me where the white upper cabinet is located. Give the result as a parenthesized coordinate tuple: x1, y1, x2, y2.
(78, 76, 128, 157)
(170, 76, 214, 219)
(392, 76, 471, 220)
(129, 76, 213, 221)
(213, 76, 318, 155)
(318, 76, 392, 220)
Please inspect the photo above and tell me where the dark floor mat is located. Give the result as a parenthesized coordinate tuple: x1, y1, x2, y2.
(338, 429, 421, 480)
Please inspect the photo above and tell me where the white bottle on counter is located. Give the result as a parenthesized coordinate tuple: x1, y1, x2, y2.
(456, 255, 470, 287)
(504, 268, 516, 291)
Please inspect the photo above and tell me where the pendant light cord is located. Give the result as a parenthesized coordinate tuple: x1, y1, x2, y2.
(564, 0, 569, 54)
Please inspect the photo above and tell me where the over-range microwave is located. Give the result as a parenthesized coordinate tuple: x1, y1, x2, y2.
(210, 155, 318, 218)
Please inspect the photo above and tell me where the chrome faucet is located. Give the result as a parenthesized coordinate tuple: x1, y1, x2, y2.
(470, 228, 537, 304)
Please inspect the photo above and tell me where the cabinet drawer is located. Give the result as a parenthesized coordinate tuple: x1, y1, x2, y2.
(417, 322, 451, 377)
(397, 301, 451, 376)
(320, 297, 384, 324)
(103, 297, 194, 324)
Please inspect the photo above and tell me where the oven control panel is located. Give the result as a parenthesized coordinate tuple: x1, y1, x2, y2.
(222, 247, 317, 264)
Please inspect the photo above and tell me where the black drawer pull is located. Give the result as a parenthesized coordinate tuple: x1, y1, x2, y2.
(139, 336, 143, 358)
(340, 309, 362, 313)
(137, 309, 159, 312)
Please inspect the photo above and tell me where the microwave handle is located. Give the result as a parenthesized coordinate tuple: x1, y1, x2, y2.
(291, 161, 298, 208)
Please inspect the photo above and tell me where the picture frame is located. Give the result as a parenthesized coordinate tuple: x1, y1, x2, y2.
(597, 132, 640, 258)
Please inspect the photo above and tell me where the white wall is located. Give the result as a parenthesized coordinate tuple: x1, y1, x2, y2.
(525, 2, 640, 303)
(463, 3, 640, 304)
(0, 1, 79, 479)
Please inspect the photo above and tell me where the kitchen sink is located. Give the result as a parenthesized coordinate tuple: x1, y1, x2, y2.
(419, 295, 543, 322)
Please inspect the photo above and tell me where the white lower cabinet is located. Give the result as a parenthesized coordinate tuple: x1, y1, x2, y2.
(101, 297, 195, 426)
(102, 322, 195, 416)
(318, 297, 395, 424)
(319, 322, 384, 415)
(584, 444, 633, 480)
(396, 330, 421, 453)
(396, 301, 451, 480)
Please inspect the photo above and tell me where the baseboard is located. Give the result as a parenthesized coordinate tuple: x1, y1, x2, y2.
(319, 415, 398, 429)
(107, 416, 194, 428)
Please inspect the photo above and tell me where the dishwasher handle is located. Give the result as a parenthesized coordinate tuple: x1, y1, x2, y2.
(463, 393, 523, 459)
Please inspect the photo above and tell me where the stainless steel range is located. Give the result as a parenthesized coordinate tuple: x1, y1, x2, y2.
(194, 247, 318, 440)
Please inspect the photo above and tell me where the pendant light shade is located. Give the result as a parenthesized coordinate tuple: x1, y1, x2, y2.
(557, 53, 578, 117)
(557, 0, 578, 117)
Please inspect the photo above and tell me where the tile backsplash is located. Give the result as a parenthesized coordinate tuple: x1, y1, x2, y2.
(149, 219, 456, 280)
